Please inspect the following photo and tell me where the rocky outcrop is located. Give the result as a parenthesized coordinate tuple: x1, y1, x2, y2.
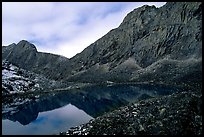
(61, 90, 202, 135)
(2, 2, 202, 87)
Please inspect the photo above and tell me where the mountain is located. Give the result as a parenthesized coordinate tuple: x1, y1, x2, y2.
(65, 2, 202, 85)
(2, 40, 70, 80)
(2, 2, 202, 87)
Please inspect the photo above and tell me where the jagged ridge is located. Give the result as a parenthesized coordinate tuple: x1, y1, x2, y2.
(2, 2, 202, 87)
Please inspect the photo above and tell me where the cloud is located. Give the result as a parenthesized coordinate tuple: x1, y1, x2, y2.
(2, 2, 166, 58)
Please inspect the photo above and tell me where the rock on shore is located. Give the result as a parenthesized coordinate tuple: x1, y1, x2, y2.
(61, 90, 202, 135)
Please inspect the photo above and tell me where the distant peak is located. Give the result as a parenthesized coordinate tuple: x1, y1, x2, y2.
(16, 40, 37, 52)
(17, 40, 31, 45)
(132, 4, 157, 13)
(9, 43, 16, 46)
(140, 4, 156, 9)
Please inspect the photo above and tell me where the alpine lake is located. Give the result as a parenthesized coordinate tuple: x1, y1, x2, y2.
(2, 84, 183, 135)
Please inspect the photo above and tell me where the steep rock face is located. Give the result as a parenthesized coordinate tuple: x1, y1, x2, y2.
(64, 2, 201, 85)
(2, 2, 202, 86)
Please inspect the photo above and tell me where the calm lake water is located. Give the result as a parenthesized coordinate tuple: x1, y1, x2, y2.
(2, 84, 182, 135)
(2, 104, 93, 135)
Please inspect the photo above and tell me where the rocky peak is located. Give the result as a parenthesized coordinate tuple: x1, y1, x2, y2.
(2, 39, 71, 80)
(15, 40, 37, 52)
(119, 4, 157, 28)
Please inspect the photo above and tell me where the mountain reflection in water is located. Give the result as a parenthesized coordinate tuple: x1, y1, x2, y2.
(2, 84, 181, 135)
(2, 104, 93, 135)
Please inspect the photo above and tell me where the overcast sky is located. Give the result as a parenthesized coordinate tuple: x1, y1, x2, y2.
(2, 2, 166, 58)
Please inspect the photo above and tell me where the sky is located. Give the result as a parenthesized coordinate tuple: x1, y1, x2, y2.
(2, 2, 166, 58)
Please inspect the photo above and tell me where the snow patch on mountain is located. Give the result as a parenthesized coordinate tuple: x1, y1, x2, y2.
(2, 60, 42, 95)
